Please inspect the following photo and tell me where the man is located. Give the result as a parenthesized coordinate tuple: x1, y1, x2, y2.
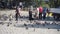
(15, 6, 20, 21)
(43, 7, 47, 19)
(39, 6, 43, 19)
(29, 9, 32, 21)
(29, 6, 34, 20)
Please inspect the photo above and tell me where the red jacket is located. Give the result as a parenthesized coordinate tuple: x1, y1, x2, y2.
(39, 7, 43, 13)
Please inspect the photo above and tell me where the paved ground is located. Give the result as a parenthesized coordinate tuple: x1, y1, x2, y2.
(0, 24, 60, 34)
(0, 10, 60, 34)
(0, 19, 60, 34)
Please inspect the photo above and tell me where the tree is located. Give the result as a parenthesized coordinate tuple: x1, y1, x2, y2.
(49, 0, 60, 8)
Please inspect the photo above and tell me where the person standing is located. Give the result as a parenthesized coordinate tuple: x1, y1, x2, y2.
(47, 8, 50, 17)
(43, 7, 47, 19)
(29, 6, 34, 20)
(29, 9, 32, 21)
(39, 6, 43, 19)
(15, 6, 20, 21)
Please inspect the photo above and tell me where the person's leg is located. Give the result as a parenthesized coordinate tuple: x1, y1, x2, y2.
(43, 13, 46, 19)
(29, 15, 30, 20)
(39, 13, 42, 19)
(45, 13, 46, 19)
(40, 13, 42, 19)
(18, 13, 20, 17)
(29, 13, 32, 20)
(39, 13, 40, 19)
(16, 14, 18, 21)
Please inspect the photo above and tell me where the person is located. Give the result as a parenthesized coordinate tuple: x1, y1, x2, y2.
(29, 9, 32, 21)
(15, 6, 20, 21)
(37, 7, 39, 19)
(39, 6, 43, 19)
(43, 7, 47, 19)
(34, 8, 38, 19)
(47, 8, 50, 17)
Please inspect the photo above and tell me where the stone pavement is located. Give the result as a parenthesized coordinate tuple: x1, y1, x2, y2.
(0, 23, 60, 34)
(0, 19, 60, 34)
(0, 10, 60, 34)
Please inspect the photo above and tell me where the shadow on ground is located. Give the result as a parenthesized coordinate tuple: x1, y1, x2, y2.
(14, 23, 60, 29)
